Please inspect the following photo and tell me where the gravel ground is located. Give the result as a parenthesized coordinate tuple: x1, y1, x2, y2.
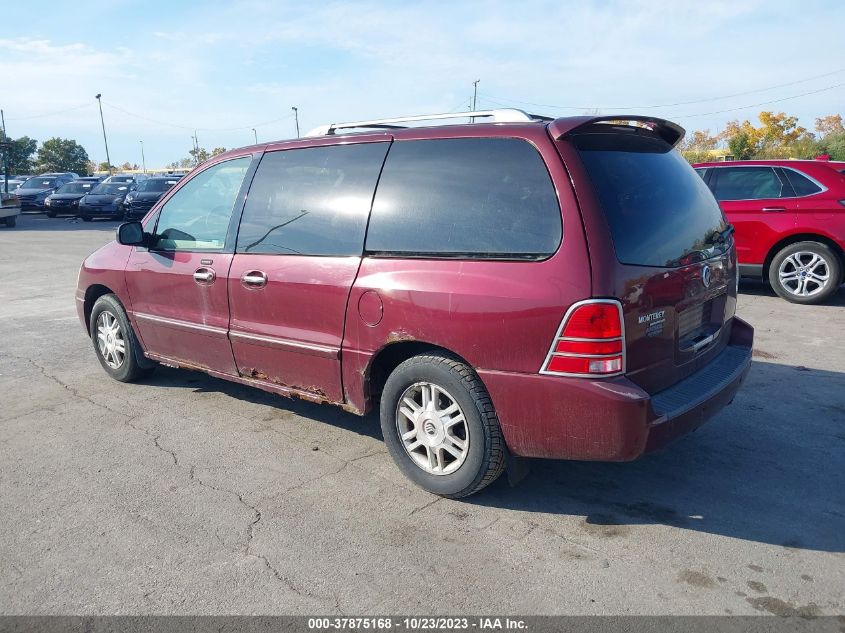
(0, 213, 843, 616)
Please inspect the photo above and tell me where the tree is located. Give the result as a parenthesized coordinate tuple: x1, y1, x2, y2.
(0, 133, 38, 174)
(97, 161, 115, 172)
(680, 129, 720, 163)
(728, 131, 756, 160)
(815, 114, 844, 138)
(210, 147, 227, 157)
(35, 138, 91, 175)
(819, 131, 845, 161)
(119, 162, 140, 171)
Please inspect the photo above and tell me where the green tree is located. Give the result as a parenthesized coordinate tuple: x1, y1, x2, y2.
(728, 131, 756, 160)
(97, 161, 115, 172)
(35, 138, 91, 174)
(0, 133, 38, 173)
(819, 131, 845, 161)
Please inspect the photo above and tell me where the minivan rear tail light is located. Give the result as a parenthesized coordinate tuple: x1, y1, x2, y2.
(540, 299, 625, 377)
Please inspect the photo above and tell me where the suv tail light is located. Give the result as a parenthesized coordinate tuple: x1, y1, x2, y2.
(540, 299, 625, 377)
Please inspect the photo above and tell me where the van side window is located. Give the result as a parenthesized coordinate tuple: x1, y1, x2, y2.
(365, 138, 561, 259)
(236, 143, 389, 256)
(153, 157, 251, 251)
(710, 167, 785, 201)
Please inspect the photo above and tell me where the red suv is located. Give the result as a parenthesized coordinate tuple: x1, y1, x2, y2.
(693, 159, 845, 304)
(76, 110, 754, 497)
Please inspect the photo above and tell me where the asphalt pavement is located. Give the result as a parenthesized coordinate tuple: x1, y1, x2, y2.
(0, 213, 843, 615)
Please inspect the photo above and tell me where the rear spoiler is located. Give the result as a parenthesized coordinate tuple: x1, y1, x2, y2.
(548, 115, 686, 148)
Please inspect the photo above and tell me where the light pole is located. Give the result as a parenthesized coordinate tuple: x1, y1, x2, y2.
(470, 79, 480, 123)
(252, 128, 258, 144)
(139, 140, 146, 174)
(95, 94, 112, 175)
(291, 107, 300, 138)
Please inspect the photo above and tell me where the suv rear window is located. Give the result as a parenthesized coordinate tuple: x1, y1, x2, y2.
(366, 138, 561, 259)
(573, 132, 727, 267)
(782, 168, 823, 196)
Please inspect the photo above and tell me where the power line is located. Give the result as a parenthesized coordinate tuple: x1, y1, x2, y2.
(103, 102, 295, 133)
(674, 81, 845, 118)
(6, 102, 93, 121)
(478, 66, 845, 111)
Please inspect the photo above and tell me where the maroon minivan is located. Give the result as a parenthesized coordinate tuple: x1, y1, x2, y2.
(76, 110, 754, 497)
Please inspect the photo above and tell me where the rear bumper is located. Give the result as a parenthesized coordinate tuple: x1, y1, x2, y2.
(479, 317, 754, 461)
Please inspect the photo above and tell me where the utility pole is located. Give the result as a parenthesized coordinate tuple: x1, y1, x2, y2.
(470, 79, 480, 123)
(291, 107, 300, 138)
(0, 109, 8, 193)
(139, 140, 146, 174)
(191, 132, 199, 165)
(252, 128, 258, 144)
(95, 94, 112, 175)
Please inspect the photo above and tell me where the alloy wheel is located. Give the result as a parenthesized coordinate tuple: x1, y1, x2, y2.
(96, 310, 126, 369)
(777, 251, 830, 298)
(396, 382, 469, 475)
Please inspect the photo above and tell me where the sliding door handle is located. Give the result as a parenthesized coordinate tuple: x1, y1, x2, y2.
(761, 206, 786, 212)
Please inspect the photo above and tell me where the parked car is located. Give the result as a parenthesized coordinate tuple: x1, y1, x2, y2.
(13, 174, 75, 211)
(44, 181, 100, 217)
(104, 173, 147, 185)
(77, 176, 106, 184)
(2, 179, 24, 192)
(693, 159, 845, 304)
(77, 182, 134, 221)
(122, 176, 180, 220)
(1, 191, 20, 227)
(77, 110, 753, 498)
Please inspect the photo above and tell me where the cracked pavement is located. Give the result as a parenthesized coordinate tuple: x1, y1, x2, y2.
(0, 214, 843, 615)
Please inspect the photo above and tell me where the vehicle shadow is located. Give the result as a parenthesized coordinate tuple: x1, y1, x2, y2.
(470, 359, 845, 553)
(5, 213, 121, 233)
(141, 359, 844, 552)
(740, 278, 845, 306)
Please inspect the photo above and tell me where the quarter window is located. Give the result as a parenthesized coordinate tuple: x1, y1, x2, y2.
(365, 138, 561, 258)
(153, 157, 251, 251)
(236, 143, 389, 256)
(782, 168, 823, 196)
(710, 167, 785, 201)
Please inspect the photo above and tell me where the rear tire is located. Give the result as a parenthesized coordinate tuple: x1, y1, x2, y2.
(89, 294, 155, 382)
(769, 241, 841, 304)
(380, 352, 505, 498)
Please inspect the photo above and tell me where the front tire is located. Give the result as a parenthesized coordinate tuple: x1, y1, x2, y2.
(769, 241, 842, 304)
(89, 294, 154, 382)
(380, 353, 505, 498)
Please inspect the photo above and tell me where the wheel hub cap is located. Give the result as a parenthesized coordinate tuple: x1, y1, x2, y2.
(396, 382, 469, 475)
(96, 311, 126, 370)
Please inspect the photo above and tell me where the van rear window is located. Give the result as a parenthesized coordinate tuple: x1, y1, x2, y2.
(573, 133, 728, 267)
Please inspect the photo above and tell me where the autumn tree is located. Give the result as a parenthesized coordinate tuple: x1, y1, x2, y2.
(815, 114, 844, 138)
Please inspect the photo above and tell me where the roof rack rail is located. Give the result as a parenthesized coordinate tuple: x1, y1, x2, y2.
(304, 108, 550, 137)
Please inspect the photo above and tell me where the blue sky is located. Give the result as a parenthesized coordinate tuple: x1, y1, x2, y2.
(1, 0, 843, 169)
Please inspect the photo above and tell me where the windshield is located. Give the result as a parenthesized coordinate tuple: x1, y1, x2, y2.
(57, 182, 94, 194)
(22, 177, 57, 189)
(137, 179, 177, 193)
(573, 132, 728, 267)
(92, 184, 130, 195)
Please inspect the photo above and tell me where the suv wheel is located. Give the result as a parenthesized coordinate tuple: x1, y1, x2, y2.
(89, 294, 155, 382)
(769, 241, 842, 304)
(380, 353, 505, 498)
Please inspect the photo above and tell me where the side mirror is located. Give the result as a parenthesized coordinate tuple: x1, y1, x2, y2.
(117, 221, 147, 246)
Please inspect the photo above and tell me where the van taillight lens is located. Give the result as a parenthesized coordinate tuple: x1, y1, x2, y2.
(540, 300, 625, 377)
